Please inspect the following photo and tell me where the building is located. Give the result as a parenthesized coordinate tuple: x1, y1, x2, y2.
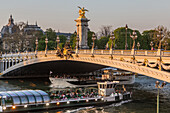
(1, 15, 19, 37)
(23, 21, 43, 35)
(56, 30, 72, 37)
(0, 15, 43, 53)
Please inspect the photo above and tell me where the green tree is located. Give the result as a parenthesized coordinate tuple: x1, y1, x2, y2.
(70, 32, 77, 49)
(59, 35, 67, 48)
(38, 28, 68, 50)
(38, 40, 45, 51)
(141, 30, 157, 50)
(96, 36, 109, 49)
(107, 27, 142, 50)
(45, 28, 56, 41)
(87, 31, 95, 49)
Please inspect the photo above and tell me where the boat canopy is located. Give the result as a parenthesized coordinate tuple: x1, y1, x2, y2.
(0, 90, 50, 105)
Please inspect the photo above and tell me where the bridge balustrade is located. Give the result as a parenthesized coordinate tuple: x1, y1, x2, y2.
(122, 50, 131, 55)
(147, 50, 157, 56)
(163, 50, 170, 56)
(135, 50, 146, 55)
(1, 50, 170, 58)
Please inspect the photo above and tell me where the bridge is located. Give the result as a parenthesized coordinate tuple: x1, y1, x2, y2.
(0, 49, 170, 82)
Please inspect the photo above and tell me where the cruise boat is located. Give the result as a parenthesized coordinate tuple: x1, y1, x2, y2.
(0, 81, 132, 113)
(49, 77, 78, 88)
(49, 68, 135, 87)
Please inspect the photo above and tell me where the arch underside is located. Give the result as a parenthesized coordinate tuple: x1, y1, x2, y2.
(2, 60, 107, 78)
(1, 57, 170, 82)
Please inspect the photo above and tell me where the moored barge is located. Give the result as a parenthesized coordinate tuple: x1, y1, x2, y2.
(0, 81, 132, 113)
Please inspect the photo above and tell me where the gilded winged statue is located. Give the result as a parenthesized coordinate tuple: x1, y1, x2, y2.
(78, 6, 88, 18)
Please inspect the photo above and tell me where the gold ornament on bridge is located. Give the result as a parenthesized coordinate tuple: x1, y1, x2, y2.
(78, 6, 88, 18)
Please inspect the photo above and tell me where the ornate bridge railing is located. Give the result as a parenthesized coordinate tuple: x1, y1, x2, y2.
(1, 49, 170, 57)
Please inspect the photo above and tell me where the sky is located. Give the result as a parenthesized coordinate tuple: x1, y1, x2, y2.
(0, 0, 170, 33)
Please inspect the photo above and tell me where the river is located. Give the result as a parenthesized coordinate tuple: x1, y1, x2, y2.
(0, 76, 169, 113)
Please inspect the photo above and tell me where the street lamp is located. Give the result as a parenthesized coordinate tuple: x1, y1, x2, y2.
(150, 41, 154, 50)
(130, 30, 137, 57)
(125, 24, 128, 50)
(130, 30, 138, 49)
(155, 81, 166, 113)
(157, 29, 164, 49)
(75, 35, 79, 57)
(67, 36, 70, 43)
(91, 33, 96, 57)
(137, 42, 140, 50)
(55, 36, 60, 56)
(56, 36, 60, 49)
(157, 29, 164, 70)
(45, 37, 48, 57)
(164, 41, 168, 50)
(110, 32, 115, 59)
(35, 37, 38, 57)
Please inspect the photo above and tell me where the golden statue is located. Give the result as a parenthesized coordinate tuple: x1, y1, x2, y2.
(78, 6, 88, 18)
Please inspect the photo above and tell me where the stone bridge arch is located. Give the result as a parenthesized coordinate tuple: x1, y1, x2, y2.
(1, 56, 170, 82)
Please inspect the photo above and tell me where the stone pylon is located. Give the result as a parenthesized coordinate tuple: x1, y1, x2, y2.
(75, 17, 90, 49)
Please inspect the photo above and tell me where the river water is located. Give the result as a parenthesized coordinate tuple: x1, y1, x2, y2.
(0, 76, 169, 113)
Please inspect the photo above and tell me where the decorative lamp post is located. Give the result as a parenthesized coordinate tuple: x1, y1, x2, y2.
(157, 28, 164, 70)
(45, 37, 48, 57)
(110, 32, 115, 59)
(91, 33, 96, 57)
(155, 81, 166, 113)
(125, 24, 128, 50)
(137, 42, 140, 50)
(130, 30, 138, 55)
(56, 36, 60, 49)
(150, 41, 154, 50)
(75, 35, 79, 57)
(164, 41, 168, 50)
(55, 36, 60, 56)
(67, 36, 70, 43)
(35, 37, 38, 57)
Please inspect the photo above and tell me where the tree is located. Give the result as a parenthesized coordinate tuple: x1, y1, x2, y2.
(87, 31, 95, 49)
(96, 36, 109, 49)
(99, 25, 112, 37)
(142, 30, 157, 50)
(154, 26, 170, 50)
(70, 32, 77, 49)
(45, 28, 57, 41)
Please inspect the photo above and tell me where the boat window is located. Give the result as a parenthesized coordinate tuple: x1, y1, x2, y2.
(21, 91, 36, 104)
(107, 84, 110, 88)
(7, 92, 21, 105)
(42, 96, 50, 103)
(0, 90, 49, 105)
(28, 90, 43, 103)
(14, 91, 28, 104)
(0, 93, 13, 105)
(36, 90, 50, 103)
